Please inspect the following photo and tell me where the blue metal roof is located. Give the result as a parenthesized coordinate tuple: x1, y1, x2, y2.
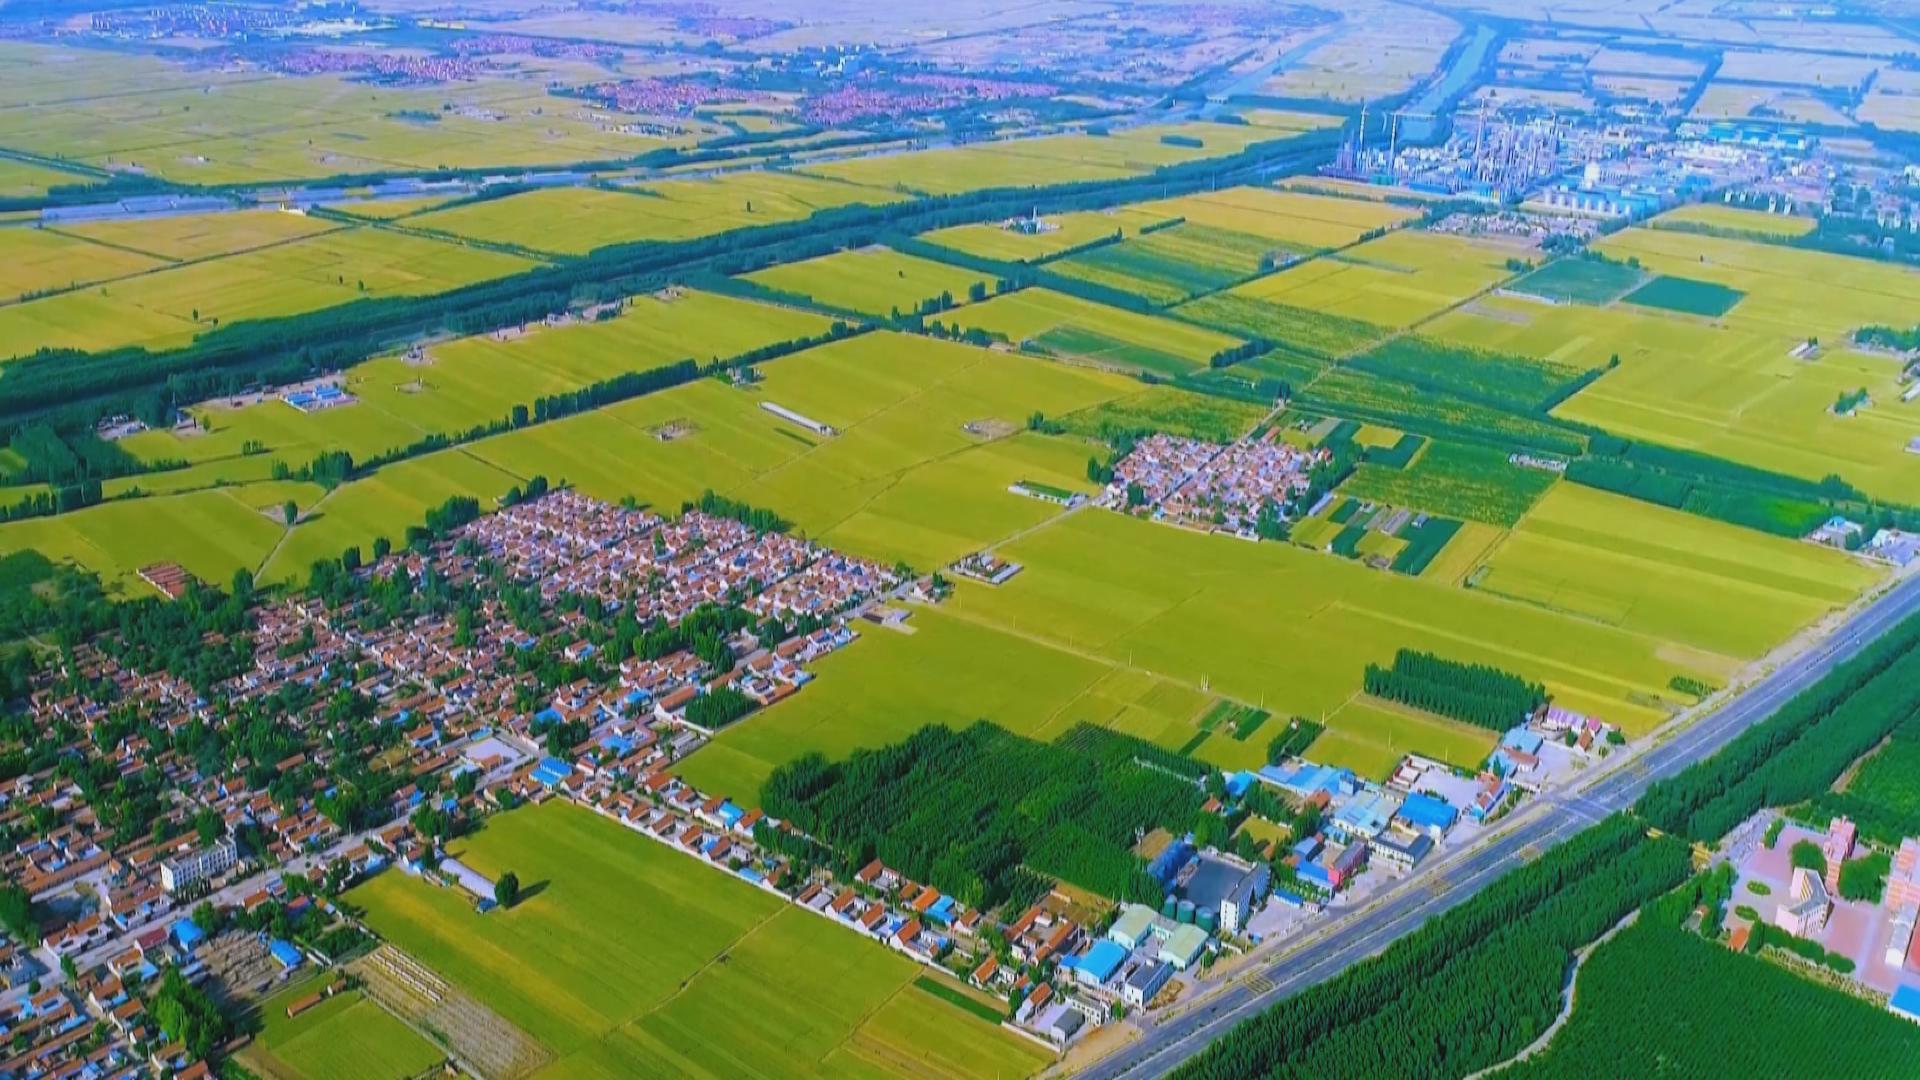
(1397, 792, 1459, 830)
(1893, 984, 1920, 1018)
(1079, 940, 1127, 983)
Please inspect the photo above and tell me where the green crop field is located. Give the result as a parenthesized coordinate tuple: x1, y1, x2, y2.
(742, 246, 992, 318)
(1506, 258, 1645, 304)
(0, 225, 164, 302)
(0, 226, 536, 360)
(51, 209, 338, 261)
(683, 476, 1866, 780)
(1175, 292, 1384, 357)
(0, 482, 309, 595)
(129, 289, 829, 472)
(1121, 186, 1417, 250)
(407, 172, 908, 256)
(1650, 203, 1815, 238)
(1622, 274, 1746, 317)
(1472, 484, 1877, 668)
(237, 983, 443, 1080)
(1344, 441, 1558, 526)
(102, 290, 831, 516)
(948, 289, 1240, 377)
(1059, 386, 1268, 443)
(442, 332, 1135, 573)
(679, 606, 1113, 799)
(261, 451, 522, 584)
(902, 509, 1771, 748)
(0, 156, 88, 198)
(0, 43, 693, 185)
(921, 207, 1166, 263)
(1315, 698, 1496, 779)
(351, 801, 1043, 1079)
(1214, 230, 1520, 332)
(721, 334, 1134, 569)
(1425, 289, 1920, 504)
(801, 123, 1283, 196)
(1050, 222, 1274, 305)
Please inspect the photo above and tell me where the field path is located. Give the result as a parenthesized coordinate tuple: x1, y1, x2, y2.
(1462, 910, 1639, 1080)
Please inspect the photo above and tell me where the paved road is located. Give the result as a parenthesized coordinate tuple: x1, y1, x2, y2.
(1078, 570, 1920, 1079)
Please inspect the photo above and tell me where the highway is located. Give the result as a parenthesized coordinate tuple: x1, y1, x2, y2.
(1077, 568, 1920, 1080)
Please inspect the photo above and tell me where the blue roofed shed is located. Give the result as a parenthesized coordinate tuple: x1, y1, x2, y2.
(1396, 792, 1459, 837)
(1331, 790, 1400, 840)
(926, 895, 957, 924)
(532, 757, 573, 787)
(268, 940, 303, 969)
(170, 919, 206, 952)
(1075, 940, 1128, 987)
(1224, 771, 1256, 799)
(1502, 727, 1543, 755)
(1892, 984, 1920, 1024)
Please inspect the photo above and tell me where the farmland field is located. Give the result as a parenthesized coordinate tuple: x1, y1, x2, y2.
(0, 44, 690, 185)
(1593, 227, 1920, 343)
(0, 482, 309, 594)
(407, 173, 908, 256)
(438, 332, 1137, 573)
(1199, 230, 1521, 336)
(0, 156, 88, 198)
(1050, 223, 1275, 305)
(0, 225, 163, 301)
(1124, 186, 1418, 250)
(237, 982, 443, 1080)
(1347, 337, 1591, 413)
(1059, 386, 1267, 444)
(1345, 441, 1557, 527)
(119, 290, 830, 474)
(1315, 698, 1497, 779)
(1650, 203, 1815, 239)
(800, 123, 1292, 196)
(1471, 484, 1877, 666)
(1258, 8, 1461, 102)
(260, 451, 523, 584)
(1505, 258, 1644, 304)
(50, 209, 339, 261)
(947, 288, 1240, 376)
(952, 508, 1757, 740)
(1426, 286, 1920, 503)
(1418, 520, 1506, 585)
(351, 801, 1044, 1079)
(678, 606, 1112, 799)
(1176, 292, 1384, 357)
(920, 208, 1165, 263)
(742, 246, 992, 318)
(1622, 275, 1745, 317)
(0, 226, 536, 360)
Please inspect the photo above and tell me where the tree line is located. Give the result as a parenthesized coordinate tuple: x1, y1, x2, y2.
(1363, 648, 1546, 732)
(1635, 609, 1920, 841)
(1173, 814, 1688, 1080)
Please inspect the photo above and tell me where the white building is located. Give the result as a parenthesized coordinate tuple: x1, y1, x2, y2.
(160, 837, 239, 894)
